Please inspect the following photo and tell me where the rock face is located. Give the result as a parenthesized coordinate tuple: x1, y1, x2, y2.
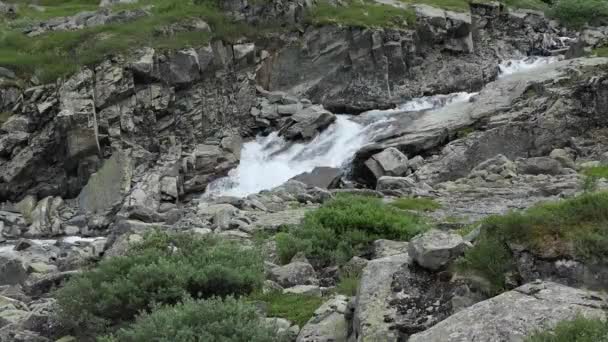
(408, 229, 468, 271)
(291, 167, 342, 189)
(363, 148, 409, 185)
(297, 295, 349, 342)
(409, 281, 608, 342)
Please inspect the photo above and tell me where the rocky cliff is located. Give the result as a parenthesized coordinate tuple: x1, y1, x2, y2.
(1, 0, 608, 341)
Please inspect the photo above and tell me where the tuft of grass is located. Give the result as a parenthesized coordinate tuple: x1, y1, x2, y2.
(248, 292, 325, 327)
(457, 192, 608, 295)
(335, 275, 360, 297)
(525, 315, 608, 342)
(0, 112, 13, 126)
(550, 0, 608, 28)
(502, 0, 549, 11)
(593, 47, 608, 57)
(307, 0, 416, 29)
(276, 195, 428, 267)
(582, 166, 608, 179)
(390, 197, 441, 212)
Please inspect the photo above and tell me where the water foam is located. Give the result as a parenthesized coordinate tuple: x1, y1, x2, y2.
(206, 57, 559, 197)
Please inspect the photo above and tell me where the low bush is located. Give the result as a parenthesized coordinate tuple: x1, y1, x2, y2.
(56, 231, 264, 337)
(457, 192, 608, 295)
(550, 0, 608, 28)
(248, 292, 325, 327)
(100, 297, 285, 342)
(276, 195, 428, 266)
(525, 315, 608, 342)
(335, 275, 360, 297)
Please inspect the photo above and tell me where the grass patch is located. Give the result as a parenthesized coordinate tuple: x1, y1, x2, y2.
(457, 192, 608, 295)
(0, 0, 260, 82)
(0, 112, 12, 126)
(402, 0, 469, 11)
(307, 0, 415, 29)
(56, 231, 264, 338)
(593, 47, 608, 57)
(276, 194, 428, 266)
(100, 297, 283, 342)
(583, 166, 608, 179)
(248, 292, 325, 327)
(526, 315, 608, 342)
(335, 275, 360, 297)
(550, 0, 608, 28)
(390, 197, 441, 212)
(502, 0, 549, 11)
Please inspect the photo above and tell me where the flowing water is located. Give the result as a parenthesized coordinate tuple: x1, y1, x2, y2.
(205, 57, 560, 197)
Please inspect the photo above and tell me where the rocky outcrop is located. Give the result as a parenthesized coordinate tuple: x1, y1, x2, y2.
(297, 295, 349, 342)
(409, 281, 608, 342)
(408, 229, 468, 271)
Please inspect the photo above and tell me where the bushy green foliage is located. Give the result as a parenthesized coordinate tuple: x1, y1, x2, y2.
(550, 0, 608, 28)
(457, 192, 608, 295)
(390, 197, 441, 212)
(594, 47, 608, 57)
(100, 297, 284, 342)
(248, 292, 324, 327)
(335, 275, 360, 296)
(276, 195, 428, 266)
(56, 232, 264, 337)
(308, 0, 415, 28)
(526, 315, 608, 342)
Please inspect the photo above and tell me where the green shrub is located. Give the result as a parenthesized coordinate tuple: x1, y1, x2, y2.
(335, 275, 360, 297)
(56, 232, 264, 337)
(0, 112, 12, 126)
(550, 0, 608, 28)
(276, 195, 428, 266)
(526, 315, 608, 342)
(456, 235, 514, 295)
(100, 297, 285, 342)
(390, 197, 441, 212)
(248, 292, 325, 327)
(457, 192, 608, 295)
(594, 47, 608, 57)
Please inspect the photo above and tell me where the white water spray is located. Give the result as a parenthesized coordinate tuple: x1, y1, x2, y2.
(206, 57, 560, 197)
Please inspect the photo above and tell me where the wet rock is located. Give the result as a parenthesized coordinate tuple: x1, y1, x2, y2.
(27, 197, 64, 237)
(408, 229, 468, 271)
(297, 295, 348, 342)
(291, 167, 342, 189)
(279, 105, 336, 141)
(269, 261, 318, 288)
(409, 281, 607, 342)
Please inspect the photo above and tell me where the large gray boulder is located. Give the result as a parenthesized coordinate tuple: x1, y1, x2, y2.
(352, 253, 410, 341)
(409, 281, 607, 342)
(364, 148, 409, 183)
(269, 261, 318, 288)
(408, 229, 468, 271)
(291, 167, 341, 189)
(297, 295, 349, 342)
(517, 157, 564, 175)
(415, 5, 474, 53)
(279, 105, 336, 141)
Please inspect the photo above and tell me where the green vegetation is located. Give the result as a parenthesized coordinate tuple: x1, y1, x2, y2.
(390, 197, 441, 212)
(502, 0, 549, 11)
(308, 0, 415, 28)
(0, 0, 252, 82)
(526, 316, 608, 342)
(583, 166, 608, 179)
(0, 112, 12, 126)
(248, 292, 325, 327)
(458, 192, 608, 295)
(275, 195, 428, 266)
(550, 0, 608, 28)
(56, 231, 264, 337)
(593, 47, 608, 57)
(100, 297, 284, 342)
(402, 0, 469, 11)
(335, 275, 360, 296)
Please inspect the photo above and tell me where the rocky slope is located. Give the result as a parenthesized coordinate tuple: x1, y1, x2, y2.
(1, 0, 608, 341)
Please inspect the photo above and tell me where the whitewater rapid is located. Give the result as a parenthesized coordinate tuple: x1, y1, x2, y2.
(205, 56, 560, 197)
